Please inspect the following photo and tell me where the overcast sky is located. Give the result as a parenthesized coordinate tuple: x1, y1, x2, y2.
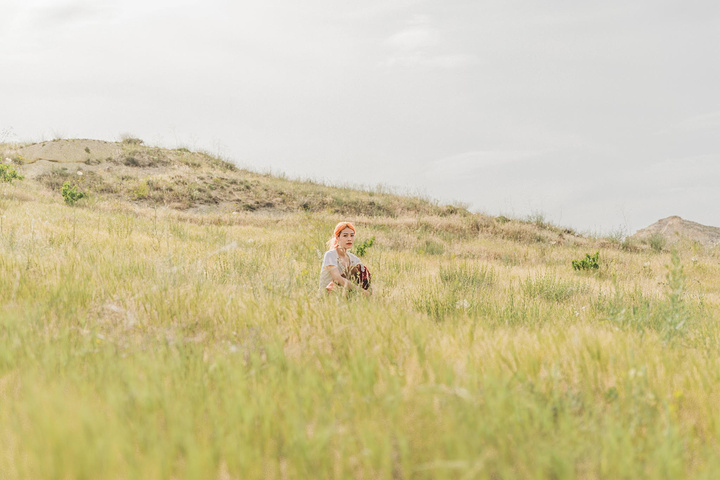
(2, 0, 719, 234)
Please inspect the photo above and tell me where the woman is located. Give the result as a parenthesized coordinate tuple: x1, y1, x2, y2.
(319, 222, 371, 294)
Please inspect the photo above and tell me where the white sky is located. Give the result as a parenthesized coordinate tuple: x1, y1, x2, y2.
(2, 0, 719, 234)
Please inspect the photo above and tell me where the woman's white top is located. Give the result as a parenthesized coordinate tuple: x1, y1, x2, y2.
(318, 249, 361, 290)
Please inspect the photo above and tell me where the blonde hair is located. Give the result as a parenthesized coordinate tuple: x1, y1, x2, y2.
(326, 222, 356, 250)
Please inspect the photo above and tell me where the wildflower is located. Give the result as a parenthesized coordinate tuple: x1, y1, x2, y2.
(77, 171, 83, 176)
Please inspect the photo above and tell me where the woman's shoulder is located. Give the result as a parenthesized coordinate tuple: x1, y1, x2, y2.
(348, 252, 362, 264)
(323, 249, 338, 258)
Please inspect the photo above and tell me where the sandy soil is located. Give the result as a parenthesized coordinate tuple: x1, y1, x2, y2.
(6, 139, 121, 163)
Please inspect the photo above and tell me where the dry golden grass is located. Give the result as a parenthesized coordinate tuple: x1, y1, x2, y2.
(2, 141, 720, 479)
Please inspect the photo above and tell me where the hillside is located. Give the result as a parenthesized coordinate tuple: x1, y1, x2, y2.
(5, 138, 448, 216)
(3, 138, 720, 479)
(3, 138, 590, 247)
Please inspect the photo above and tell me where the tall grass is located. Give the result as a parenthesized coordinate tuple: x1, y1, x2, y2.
(2, 187, 720, 479)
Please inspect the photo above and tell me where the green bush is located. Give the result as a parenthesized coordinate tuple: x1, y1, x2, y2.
(0, 164, 24, 183)
(61, 182, 86, 206)
(572, 252, 600, 271)
(132, 181, 149, 200)
(353, 236, 375, 257)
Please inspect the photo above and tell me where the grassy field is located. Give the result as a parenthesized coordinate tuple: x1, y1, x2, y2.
(2, 149, 720, 479)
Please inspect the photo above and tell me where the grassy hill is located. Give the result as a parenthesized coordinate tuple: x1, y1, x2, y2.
(2, 139, 720, 479)
(5, 138, 468, 216)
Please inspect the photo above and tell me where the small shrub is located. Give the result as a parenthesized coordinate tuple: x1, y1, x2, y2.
(353, 236, 375, 257)
(84, 146, 90, 153)
(572, 252, 600, 271)
(121, 135, 144, 145)
(77, 171, 117, 194)
(621, 237, 637, 252)
(0, 164, 24, 183)
(132, 181, 150, 200)
(180, 157, 202, 169)
(648, 233, 666, 252)
(606, 228, 626, 244)
(121, 152, 168, 168)
(61, 182, 86, 206)
(498, 223, 547, 244)
(441, 204, 466, 216)
(527, 211, 548, 229)
(37, 168, 71, 190)
(123, 156, 140, 167)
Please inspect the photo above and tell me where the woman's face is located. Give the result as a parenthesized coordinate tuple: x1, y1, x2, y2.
(338, 228, 355, 250)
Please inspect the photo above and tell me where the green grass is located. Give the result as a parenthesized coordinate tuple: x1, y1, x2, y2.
(2, 169, 720, 479)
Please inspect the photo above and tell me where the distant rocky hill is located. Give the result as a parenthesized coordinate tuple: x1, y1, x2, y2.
(631, 216, 720, 247)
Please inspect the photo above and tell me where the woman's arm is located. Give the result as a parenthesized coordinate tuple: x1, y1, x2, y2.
(327, 266, 371, 296)
(326, 265, 357, 290)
